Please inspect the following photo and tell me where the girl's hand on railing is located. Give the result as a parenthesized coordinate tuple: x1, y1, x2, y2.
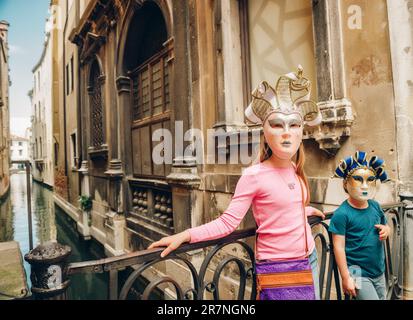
(148, 230, 191, 258)
(312, 208, 325, 220)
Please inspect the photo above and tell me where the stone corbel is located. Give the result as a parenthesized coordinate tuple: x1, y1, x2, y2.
(115, 76, 131, 94)
(304, 98, 354, 155)
(80, 32, 106, 65)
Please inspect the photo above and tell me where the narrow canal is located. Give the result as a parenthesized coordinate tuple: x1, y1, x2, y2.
(0, 172, 108, 299)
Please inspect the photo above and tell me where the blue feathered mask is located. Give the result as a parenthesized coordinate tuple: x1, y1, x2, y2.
(334, 151, 389, 182)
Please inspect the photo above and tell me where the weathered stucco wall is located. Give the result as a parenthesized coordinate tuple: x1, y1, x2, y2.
(248, 0, 317, 95)
(304, 0, 397, 206)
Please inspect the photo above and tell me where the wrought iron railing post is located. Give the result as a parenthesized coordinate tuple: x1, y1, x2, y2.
(400, 193, 413, 299)
(24, 242, 72, 300)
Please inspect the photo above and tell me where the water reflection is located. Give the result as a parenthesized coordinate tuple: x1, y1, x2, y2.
(0, 173, 107, 299)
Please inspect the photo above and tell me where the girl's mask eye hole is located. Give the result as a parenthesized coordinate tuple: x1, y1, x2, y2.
(269, 122, 283, 129)
(367, 176, 376, 182)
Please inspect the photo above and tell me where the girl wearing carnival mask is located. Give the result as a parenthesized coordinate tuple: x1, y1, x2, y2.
(329, 152, 391, 300)
(149, 66, 325, 300)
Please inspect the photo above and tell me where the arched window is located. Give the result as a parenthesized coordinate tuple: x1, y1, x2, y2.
(88, 59, 104, 148)
(124, 1, 171, 177)
(124, 2, 169, 121)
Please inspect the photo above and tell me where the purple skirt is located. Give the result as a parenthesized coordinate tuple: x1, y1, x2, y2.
(255, 258, 316, 300)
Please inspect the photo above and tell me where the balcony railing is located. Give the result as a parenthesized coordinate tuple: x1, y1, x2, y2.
(24, 202, 406, 300)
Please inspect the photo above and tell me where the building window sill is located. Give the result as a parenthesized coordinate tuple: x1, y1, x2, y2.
(88, 144, 108, 160)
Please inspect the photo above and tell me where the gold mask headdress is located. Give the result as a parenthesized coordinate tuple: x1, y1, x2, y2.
(244, 65, 322, 126)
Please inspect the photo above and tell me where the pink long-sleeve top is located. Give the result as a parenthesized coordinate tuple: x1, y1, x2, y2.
(188, 162, 316, 261)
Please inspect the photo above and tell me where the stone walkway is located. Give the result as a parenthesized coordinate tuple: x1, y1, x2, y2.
(0, 241, 29, 300)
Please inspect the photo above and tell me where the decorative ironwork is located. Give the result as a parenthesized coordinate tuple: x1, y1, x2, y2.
(61, 202, 405, 300)
(90, 65, 104, 148)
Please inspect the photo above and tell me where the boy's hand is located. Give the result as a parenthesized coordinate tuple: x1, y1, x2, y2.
(375, 224, 390, 241)
(342, 276, 357, 298)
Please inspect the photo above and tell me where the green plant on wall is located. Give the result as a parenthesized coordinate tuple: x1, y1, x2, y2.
(79, 195, 93, 226)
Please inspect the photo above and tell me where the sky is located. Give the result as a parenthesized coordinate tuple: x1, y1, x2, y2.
(0, 0, 50, 137)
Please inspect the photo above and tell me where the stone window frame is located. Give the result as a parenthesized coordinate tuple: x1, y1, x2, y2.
(87, 56, 108, 159)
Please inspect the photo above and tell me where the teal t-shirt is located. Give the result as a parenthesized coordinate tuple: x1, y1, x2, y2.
(329, 199, 387, 278)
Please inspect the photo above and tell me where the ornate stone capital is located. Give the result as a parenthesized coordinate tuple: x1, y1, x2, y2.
(304, 98, 354, 155)
(78, 160, 89, 175)
(166, 156, 201, 188)
(104, 159, 124, 179)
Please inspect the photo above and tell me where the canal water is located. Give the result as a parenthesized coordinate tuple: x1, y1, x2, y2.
(0, 173, 108, 299)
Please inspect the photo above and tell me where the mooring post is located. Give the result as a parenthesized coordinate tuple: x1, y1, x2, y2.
(24, 242, 72, 300)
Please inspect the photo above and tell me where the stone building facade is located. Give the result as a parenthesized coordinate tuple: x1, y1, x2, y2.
(10, 134, 30, 170)
(51, 0, 91, 239)
(31, 21, 55, 189)
(49, 0, 413, 298)
(0, 20, 10, 200)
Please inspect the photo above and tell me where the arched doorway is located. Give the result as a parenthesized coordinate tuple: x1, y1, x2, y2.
(123, 1, 172, 177)
(120, 1, 176, 236)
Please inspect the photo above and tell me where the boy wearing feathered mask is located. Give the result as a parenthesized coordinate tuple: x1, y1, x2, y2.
(329, 151, 391, 300)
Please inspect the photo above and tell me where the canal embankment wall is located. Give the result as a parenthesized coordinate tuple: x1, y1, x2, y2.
(54, 193, 119, 257)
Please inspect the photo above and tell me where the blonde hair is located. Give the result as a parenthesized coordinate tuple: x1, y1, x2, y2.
(257, 138, 310, 205)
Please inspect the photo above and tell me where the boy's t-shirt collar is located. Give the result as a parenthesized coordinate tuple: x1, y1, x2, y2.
(345, 199, 371, 211)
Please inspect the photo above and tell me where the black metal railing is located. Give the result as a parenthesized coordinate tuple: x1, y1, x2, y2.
(26, 202, 406, 300)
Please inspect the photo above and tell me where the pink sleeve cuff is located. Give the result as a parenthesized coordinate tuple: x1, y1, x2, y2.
(305, 206, 316, 217)
(188, 228, 196, 244)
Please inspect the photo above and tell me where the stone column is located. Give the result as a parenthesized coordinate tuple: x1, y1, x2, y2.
(24, 242, 72, 300)
(78, 161, 91, 240)
(104, 159, 125, 256)
(166, 157, 201, 233)
(115, 76, 132, 215)
(309, 0, 354, 155)
(165, 1, 203, 234)
(387, 0, 413, 298)
(213, 0, 246, 132)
